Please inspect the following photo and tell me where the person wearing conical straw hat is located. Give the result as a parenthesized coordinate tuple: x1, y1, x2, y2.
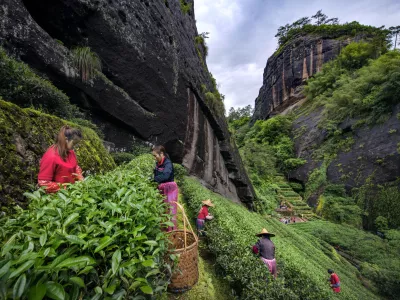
(196, 199, 215, 236)
(252, 228, 277, 279)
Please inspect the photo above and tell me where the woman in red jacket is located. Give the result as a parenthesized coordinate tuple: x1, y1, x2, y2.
(196, 199, 214, 236)
(327, 269, 341, 293)
(38, 125, 84, 193)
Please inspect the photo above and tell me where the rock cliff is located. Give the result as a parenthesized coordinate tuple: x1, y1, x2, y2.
(289, 104, 400, 204)
(253, 35, 352, 121)
(0, 0, 255, 204)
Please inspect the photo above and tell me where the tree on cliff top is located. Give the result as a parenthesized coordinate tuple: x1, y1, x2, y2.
(389, 25, 400, 49)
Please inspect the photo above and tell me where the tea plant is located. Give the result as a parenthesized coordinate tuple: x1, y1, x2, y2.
(180, 176, 379, 299)
(0, 155, 175, 299)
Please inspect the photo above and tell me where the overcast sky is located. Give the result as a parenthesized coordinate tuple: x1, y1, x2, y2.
(194, 0, 400, 110)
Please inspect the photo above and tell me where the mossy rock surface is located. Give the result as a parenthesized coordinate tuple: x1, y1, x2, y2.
(0, 99, 115, 211)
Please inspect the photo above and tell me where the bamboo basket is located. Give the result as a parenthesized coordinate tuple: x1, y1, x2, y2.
(167, 202, 199, 293)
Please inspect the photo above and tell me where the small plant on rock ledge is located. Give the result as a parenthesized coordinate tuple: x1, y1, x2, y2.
(180, 0, 192, 14)
(72, 46, 102, 82)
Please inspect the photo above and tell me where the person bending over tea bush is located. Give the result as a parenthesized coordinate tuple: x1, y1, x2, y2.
(196, 199, 215, 236)
(38, 125, 84, 193)
(327, 269, 341, 293)
(252, 228, 277, 279)
(152, 145, 178, 232)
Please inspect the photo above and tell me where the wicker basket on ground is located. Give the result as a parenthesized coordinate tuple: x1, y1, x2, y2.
(167, 203, 199, 293)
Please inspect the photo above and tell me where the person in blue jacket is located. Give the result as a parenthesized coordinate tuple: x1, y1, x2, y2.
(152, 145, 178, 231)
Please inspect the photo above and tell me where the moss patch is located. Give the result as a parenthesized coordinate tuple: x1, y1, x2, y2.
(0, 99, 115, 211)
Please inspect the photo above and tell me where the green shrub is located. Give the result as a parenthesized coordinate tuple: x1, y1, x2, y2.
(0, 48, 82, 120)
(111, 152, 136, 166)
(306, 50, 400, 126)
(179, 0, 191, 14)
(205, 92, 225, 116)
(194, 33, 209, 57)
(374, 216, 389, 232)
(289, 182, 303, 192)
(72, 47, 102, 82)
(354, 180, 400, 229)
(70, 118, 104, 140)
(304, 162, 327, 201)
(0, 155, 174, 299)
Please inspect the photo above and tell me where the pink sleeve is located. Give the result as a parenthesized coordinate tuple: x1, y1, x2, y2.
(38, 180, 60, 193)
(74, 165, 84, 181)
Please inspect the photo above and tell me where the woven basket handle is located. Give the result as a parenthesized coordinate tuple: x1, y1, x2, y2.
(175, 202, 198, 250)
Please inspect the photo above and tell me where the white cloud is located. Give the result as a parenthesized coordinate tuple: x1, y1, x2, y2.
(194, 0, 400, 110)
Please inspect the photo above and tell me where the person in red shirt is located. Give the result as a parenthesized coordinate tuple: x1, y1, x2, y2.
(196, 199, 214, 236)
(38, 125, 84, 193)
(327, 269, 341, 293)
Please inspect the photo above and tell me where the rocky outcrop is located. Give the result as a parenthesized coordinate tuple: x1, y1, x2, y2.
(253, 35, 352, 121)
(0, 0, 255, 204)
(289, 104, 400, 204)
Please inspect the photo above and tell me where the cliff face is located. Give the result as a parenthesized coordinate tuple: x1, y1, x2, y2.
(0, 0, 255, 204)
(253, 35, 352, 121)
(289, 104, 400, 204)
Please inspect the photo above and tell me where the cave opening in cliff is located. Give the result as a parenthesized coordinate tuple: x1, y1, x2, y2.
(22, 0, 90, 48)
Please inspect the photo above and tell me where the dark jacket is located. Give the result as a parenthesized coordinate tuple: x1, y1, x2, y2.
(254, 237, 275, 260)
(154, 157, 174, 183)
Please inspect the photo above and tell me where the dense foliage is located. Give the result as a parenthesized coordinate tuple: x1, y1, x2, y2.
(353, 179, 400, 230)
(0, 155, 174, 299)
(275, 12, 390, 50)
(180, 176, 378, 299)
(232, 115, 306, 183)
(294, 221, 400, 298)
(201, 73, 225, 117)
(0, 48, 82, 120)
(315, 184, 363, 228)
(306, 47, 400, 127)
(0, 100, 115, 211)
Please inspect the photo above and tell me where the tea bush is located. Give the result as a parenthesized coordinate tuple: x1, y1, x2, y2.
(180, 177, 378, 299)
(0, 155, 174, 299)
(294, 221, 400, 298)
(111, 152, 137, 166)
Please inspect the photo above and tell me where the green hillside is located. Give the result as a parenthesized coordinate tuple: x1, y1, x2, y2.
(180, 176, 378, 299)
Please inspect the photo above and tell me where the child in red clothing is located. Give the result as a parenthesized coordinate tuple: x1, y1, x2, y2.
(38, 125, 84, 193)
(327, 269, 341, 293)
(196, 199, 214, 236)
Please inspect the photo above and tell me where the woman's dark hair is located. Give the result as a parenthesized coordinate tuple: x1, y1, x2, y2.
(152, 145, 169, 158)
(54, 125, 82, 160)
(328, 269, 334, 274)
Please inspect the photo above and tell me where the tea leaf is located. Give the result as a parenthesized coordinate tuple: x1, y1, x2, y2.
(63, 213, 79, 229)
(56, 256, 95, 269)
(140, 285, 153, 295)
(13, 274, 26, 299)
(111, 250, 121, 275)
(28, 284, 47, 300)
(45, 282, 65, 300)
(69, 277, 85, 288)
(9, 260, 35, 279)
